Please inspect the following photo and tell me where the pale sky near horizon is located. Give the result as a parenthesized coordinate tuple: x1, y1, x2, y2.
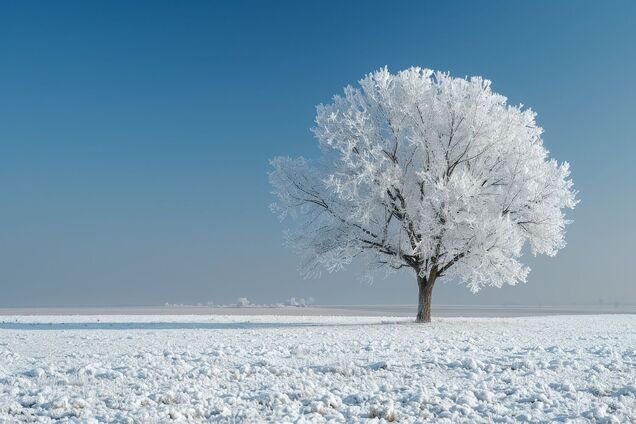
(1, 1, 634, 307)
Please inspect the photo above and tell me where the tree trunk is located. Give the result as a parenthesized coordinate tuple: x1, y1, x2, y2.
(416, 270, 437, 323)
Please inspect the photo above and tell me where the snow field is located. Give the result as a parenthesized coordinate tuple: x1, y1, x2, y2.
(0, 314, 634, 423)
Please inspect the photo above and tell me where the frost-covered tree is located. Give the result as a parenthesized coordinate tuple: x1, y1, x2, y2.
(269, 68, 577, 322)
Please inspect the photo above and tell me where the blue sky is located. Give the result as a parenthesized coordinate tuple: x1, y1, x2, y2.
(1, 1, 634, 306)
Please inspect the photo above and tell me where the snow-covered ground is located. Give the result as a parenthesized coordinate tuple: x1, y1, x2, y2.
(0, 315, 634, 423)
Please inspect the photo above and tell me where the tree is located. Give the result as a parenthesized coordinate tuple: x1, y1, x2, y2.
(269, 67, 577, 323)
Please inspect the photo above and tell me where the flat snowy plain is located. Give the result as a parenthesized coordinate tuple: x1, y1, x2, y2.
(0, 314, 634, 423)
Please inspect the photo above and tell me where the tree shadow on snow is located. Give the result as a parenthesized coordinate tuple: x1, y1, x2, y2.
(0, 320, 407, 331)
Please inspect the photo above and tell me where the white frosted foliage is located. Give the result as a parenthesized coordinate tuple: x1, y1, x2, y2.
(270, 67, 577, 293)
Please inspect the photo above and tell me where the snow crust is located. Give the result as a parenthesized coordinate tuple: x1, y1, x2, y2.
(0, 314, 634, 422)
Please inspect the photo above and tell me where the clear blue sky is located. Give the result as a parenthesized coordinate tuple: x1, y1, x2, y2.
(1, 1, 634, 307)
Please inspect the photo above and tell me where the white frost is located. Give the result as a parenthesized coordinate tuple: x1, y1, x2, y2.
(270, 67, 577, 292)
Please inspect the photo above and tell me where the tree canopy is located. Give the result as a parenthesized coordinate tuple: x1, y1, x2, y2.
(270, 67, 577, 297)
